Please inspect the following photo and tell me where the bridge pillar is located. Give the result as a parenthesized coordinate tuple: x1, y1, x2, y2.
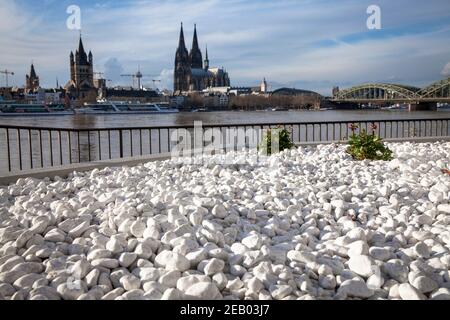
(408, 102, 437, 111)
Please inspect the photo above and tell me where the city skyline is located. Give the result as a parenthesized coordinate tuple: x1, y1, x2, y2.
(1, 0, 450, 94)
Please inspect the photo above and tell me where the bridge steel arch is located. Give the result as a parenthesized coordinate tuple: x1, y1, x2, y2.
(334, 83, 420, 102)
(417, 77, 450, 100)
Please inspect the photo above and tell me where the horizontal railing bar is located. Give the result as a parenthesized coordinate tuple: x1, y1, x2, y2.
(0, 118, 449, 132)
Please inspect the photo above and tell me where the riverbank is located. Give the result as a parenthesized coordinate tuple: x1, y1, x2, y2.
(0, 142, 449, 300)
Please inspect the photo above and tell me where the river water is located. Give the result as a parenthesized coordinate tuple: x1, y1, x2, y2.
(0, 109, 449, 129)
(1, 109, 449, 175)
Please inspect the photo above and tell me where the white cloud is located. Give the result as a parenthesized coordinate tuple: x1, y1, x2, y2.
(1, 0, 450, 92)
(442, 62, 450, 77)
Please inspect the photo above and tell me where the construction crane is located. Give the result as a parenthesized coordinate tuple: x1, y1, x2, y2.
(93, 72, 105, 79)
(152, 79, 162, 88)
(121, 66, 158, 90)
(0, 69, 14, 87)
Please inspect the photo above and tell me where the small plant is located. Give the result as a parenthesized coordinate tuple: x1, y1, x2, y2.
(259, 126, 294, 155)
(442, 164, 450, 176)
(347, 123, 393, 161)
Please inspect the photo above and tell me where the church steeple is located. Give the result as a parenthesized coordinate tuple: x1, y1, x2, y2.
(26, 62, 39, 91)
(192, 24, 199, 51)
(78, 36, 85, 54)
(178, 22, 187, 50)
(189, 24, 203, 69)
(76, 35, 89, 65)
(204, 45, 209, 70)
(174, 22, 191, 93)
(30, 63, 37, 79)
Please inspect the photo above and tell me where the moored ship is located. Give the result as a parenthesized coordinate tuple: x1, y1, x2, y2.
(74, 101, 179, 115)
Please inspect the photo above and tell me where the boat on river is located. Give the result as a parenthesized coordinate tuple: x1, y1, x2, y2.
(75, 102, 179, 115)
(0, 103, 74, 116)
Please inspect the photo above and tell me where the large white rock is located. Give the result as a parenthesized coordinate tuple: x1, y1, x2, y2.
(398, 283, 426, 300)
(119, 253, 138, 268)
(185, 282, 222, 300)
(338, 280, 374, 299)
(347, 241, 369, 257)
(203, 258, 225, 276)
(155, 251, 190, 272)
(57, 281, 87, 300)
(348, 255, 375, 278)
(211, 204, 227, 219)
(369, 247, 391, 261)
(411, 276, 438, 294)
(269, 284, 293, 300)
(130, 220, 146, 238)
(120, 275, 141, 291)
(242, 234, 263, 250)
(437, 204, 450, 214)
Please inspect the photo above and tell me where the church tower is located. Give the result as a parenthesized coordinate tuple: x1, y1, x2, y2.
(174, 23, 191, 93)
(189, 24, 203, 69)
(204, 45, 209, 70)
(65, 35, 97, 103)
(72, 36, 94, 88)
(25, 63, 40, 92)
(261, 78, 268, 93)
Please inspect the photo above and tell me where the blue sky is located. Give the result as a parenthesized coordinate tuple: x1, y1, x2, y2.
(1, 0, 450, 95)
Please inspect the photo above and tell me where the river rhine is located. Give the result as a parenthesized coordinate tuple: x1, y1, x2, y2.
(0, 109, 449, 129)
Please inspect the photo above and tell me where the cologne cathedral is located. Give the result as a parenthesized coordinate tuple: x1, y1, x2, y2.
(174, 24, 230, 94)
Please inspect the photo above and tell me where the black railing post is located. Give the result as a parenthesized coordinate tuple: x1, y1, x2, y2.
(6, 128, 11, 172)
(88, 131, 91, 162)
(68, 131, 73, 164)
(49, 130, 54, 167)
(119, 130, 124, 158)
(108, 130, 112, 160)
(39, 129, 43, 168)
(98, 130, 102, 161)
(29, 129, 33, 170)
(18, 129, 23, 171)
(77, 131, 81, 163)
(59, 130, 63, 165)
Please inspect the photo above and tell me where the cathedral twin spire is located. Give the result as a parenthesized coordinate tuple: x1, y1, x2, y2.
(177, 23, 207, 70)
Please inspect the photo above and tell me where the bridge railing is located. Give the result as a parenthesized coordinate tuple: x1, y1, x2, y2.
(1, 118, 449, 175)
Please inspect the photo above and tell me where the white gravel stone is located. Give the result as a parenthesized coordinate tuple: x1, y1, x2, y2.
(57, 281, 87, 300)
(411, 276, 439, 294)
(212, 204, 227, 219)
(398, 283, 426, 300)
(437, 204, 450, 214)
(185, 282, 222, 300)
(1, 142, 449, 300)
(130, 220, 146, 238)
(119, 253, 138, 268)
(369, 247, 391, 262)
(347, 241, 369, 257)
(269, 284, 293, 300)
(413, 242, 430, 259)
(242, 234, 263, 250)
(120, 275, 141, 291)
(203, 258, 225, 276)
(155, 251, 190, 272)
(338, 280, 374, 299)
(348, 255, 375, 278)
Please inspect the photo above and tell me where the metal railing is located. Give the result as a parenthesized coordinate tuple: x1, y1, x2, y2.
(1, 118, 449, 174)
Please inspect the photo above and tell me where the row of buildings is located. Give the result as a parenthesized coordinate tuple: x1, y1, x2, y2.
(1, 23, 322, 109)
